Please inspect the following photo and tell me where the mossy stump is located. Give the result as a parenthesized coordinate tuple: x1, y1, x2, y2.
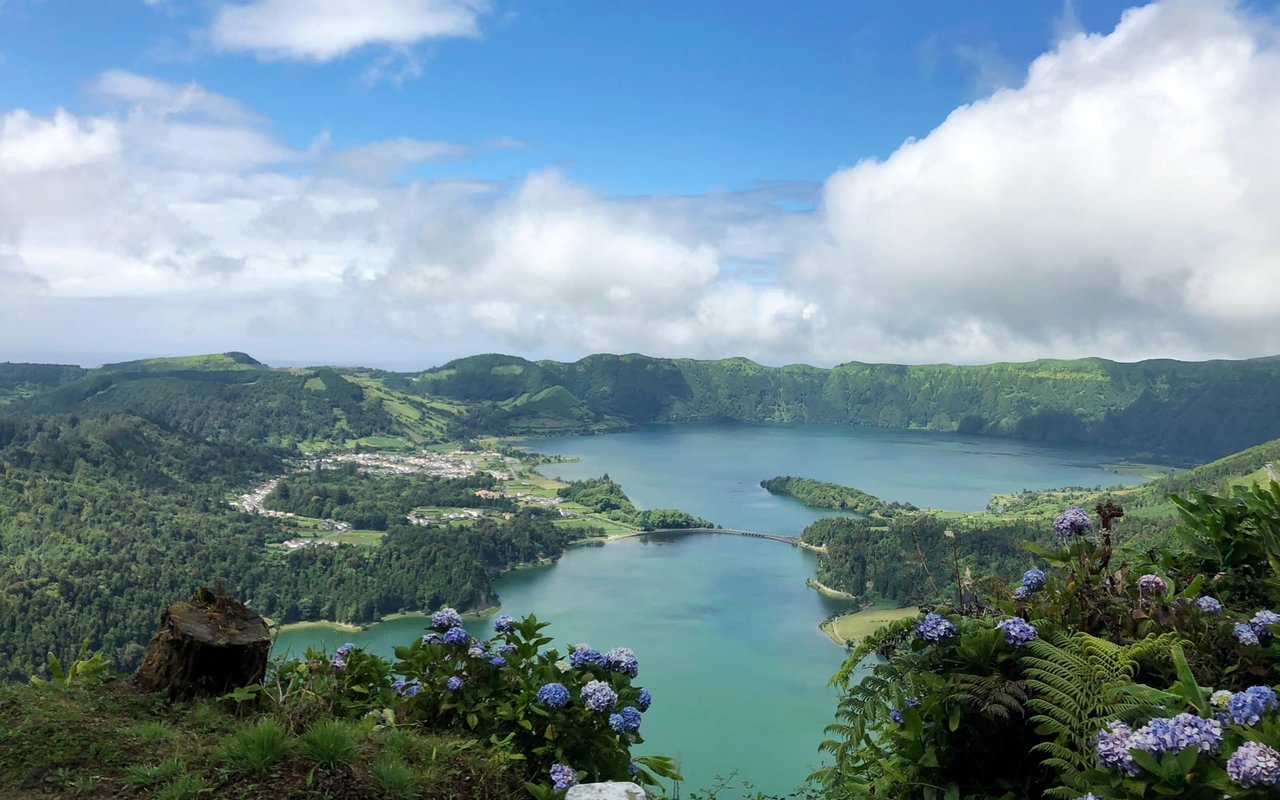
(132, 587, 270, 700)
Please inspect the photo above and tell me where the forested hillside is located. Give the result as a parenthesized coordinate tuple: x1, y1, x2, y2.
(0, 415, 572, 682)
(410, 352, 1280, 461)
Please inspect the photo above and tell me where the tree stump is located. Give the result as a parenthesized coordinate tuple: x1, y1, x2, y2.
(132, 587, 271, 700)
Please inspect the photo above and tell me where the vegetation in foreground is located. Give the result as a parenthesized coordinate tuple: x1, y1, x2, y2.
(0, 612, 679, 799)
(817, 482, 1280, 799)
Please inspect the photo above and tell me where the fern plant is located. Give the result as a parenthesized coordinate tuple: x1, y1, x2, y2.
(1022, 628, 1180, 798)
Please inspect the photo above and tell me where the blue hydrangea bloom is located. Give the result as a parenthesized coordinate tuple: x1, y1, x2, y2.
(609, 706, 643, 733)
(1128, 714, 1222, 755)
(889, 709, 904, 724)
(1235, 622, 1262, 646)
(636, 688, 652, 711)
(997, 617, 1038, 647)
(1227, 741, 1280, 788)
(336, 643, 356, 655)
(390, 679, 405, 693)
(569, 646, 607, 668)
(1096, 720, 1139, 776)
(904, 696, 920, 708)
(1250, 609, 1280, 634)
(1228, 685, 1279, 725)
(1014, 586, 1030, 600)
(1021, 569, 1046, 590)
(550, 764, 579, 792)
(1195, 596, 1223, 613)
(330, 654, 346, 672)
(446, 675, 464, 692)
(916, 613, 957, 643)
(421, 632, 442, 645)
(430, 608, 463, 631)
(605, 647, 639, 678)
(391, 678, 420, 697)
(497, 643, 517, 654)
(443, 626, 470, 646)
(468, 644, 485, 658)
(537, 682, 570, 708)
(488, 655, 507, 667)
(493, 615, 516, 633)
(1053, 507, 1092, 537)
(581, 680, 618, 712)
(403, 682, 420, 697)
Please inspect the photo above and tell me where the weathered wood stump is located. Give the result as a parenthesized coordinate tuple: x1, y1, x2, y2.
(132, 587, 270, 700)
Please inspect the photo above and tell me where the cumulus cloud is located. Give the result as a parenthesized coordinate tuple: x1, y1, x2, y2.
(209, 0, 490, 61)
(799, 0, 1280, 363)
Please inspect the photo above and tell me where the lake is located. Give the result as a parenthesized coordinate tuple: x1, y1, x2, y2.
(273, 423, 1146, 795)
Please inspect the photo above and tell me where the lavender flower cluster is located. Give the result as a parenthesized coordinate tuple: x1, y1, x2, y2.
(1225, 685, 1278, 726)
(997, 617, 1037, 647)
(550, 763, 580, 791)
(605, 647, 639, 678)
(493, 614, 516, 633)
(916, 613, 957, 643)
(1095, 720, 1140, 776)
(569, 645, 607, 668)
(430, 608, 463, 631)
(1126, 713, 1223, 756)
(636, 688, 652, 711)
(390, 678, 421, 697)
(1234, 609, 1280, 645)
(1194, 595, 1223, 613)
(581, 680, 618, 713)
(330, 642, 356, 672)
(443, 626, 470, 646)
(609, 706, 643, 734)
(1053, 506, 1092, 537)
(1021, 569, 1046, 591)
(1226, 741, 1280, 788)
(1137, 574, 1167, 595)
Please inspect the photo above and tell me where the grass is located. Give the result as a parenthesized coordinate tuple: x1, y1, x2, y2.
(821, 603, 921, 647)
(327, 529, 387, 546)
(0, 679, 523, 799)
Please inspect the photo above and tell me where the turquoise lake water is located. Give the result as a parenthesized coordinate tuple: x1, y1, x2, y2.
(272, 423, 1146, 795)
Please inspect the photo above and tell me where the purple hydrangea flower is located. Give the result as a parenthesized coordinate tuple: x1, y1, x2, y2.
(493, 614, 516, 633)
(916, 612, 957, 643)
(1226, 741, 1280, 788)
(997, 617, 1038, 647)
(581, 680, 618, 712)
(605, 647, 639, 678)
(569, 646, 607, 668)
(330, 654, 347, 672)
(1227, 685, 1279, 726)
(889, 708, 904, 724)
(1128, 714, 1222, 755)
(1137, 574, 1167, 595)
(391, 678, 421, 697)
(1014, 586, 1030, 600)
(1195, 596, 1223, 613)
(421, 632, 442, 645)
(430, 608, 463, 631)
(443, 626, 469, 646)
(609, 706, 643, 733)
(1096, 720, 1140, 776)
(446, 675, 464, 692)
(636, 688, 652, 711)
(1250, 609, 1280, 634)
(336, 642, 356, 655)
(904, 696, 920, 708)
(468, 644, 485, 658)
(550, 764, 579, 792)
(497, 643, 517, 654)
(1053, 507, 1092, 537)
(536, 682, 570, 708)
(488, 655, 507, 667)
(1235, 622, 1262, 646)
(1021, 569, 1046, 590)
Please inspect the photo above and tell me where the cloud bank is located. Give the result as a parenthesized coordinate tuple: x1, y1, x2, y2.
(3, 0, 1280, 368)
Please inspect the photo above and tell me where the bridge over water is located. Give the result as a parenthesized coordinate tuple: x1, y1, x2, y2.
(618, 527, 801, 545)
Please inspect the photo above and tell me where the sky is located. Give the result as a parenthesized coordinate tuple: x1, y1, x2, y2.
(2, 0, 1279, 370)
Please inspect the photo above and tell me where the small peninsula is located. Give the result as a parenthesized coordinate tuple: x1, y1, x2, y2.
(760, 475, 918, 518)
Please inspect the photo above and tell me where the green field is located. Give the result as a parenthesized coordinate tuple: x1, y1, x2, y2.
(821, 603, 920, 646)
(327, 529, 387, 546)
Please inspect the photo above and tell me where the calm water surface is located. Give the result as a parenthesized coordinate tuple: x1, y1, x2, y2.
(273, 424, 1146, 794)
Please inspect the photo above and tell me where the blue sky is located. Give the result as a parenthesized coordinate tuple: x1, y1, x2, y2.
(2, 1, 1279, 369)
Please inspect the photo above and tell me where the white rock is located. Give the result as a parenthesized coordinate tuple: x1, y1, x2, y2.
(566, 782, 648, 800)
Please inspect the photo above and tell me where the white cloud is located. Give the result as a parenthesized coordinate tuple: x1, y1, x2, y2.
(0, 109, 119, 173)
(210, 0, 489, 61)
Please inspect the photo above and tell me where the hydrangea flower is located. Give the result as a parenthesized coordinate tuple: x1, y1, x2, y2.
(537, 682, 570, 708)
(997, 617, 1038, 647)
(488, 655, 507, 667)
(430, 608, 463, 631)
(497, 643, 517, 654)
(550, 764, 580, 792)
(1137, 574, 1167, 595)
(1235, 622, 1261, 646)
(336, 643, 356, 654)
(1211, 689, 1234, 709)
(889, 709, 904, 724)
(1096, 720, 1140, 776)
(581, 680, 618, 712)
(493, 615, 516, 633)
(1195, 596, 1223, 613)
(916, 613, 957, 643)
(1227, 685, 1279, 726)
(1053, 507, 1092, 537)
(421, 632, 442, 645)
(468, 644, 485, 658)
(1128, 714, 1222, 755)
(569, 646, 607, 669)
(554, 660, 571, 673)
(636, 688, 652, 711)
(330, 654, 346, 672)
(391, 678, 421, 697)
(446, 675, 464, 692)
(1014, 586, 1030, 601)
(1075, 795, 1102, 800)
(1021, 569, 1046, 590)
(609, 706, 643, 733)
(1226, 741, 1280, 788)
(605, 647, 639, 678)
(443, 626, 470, 646)
(1250, 609, 1280, 634)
